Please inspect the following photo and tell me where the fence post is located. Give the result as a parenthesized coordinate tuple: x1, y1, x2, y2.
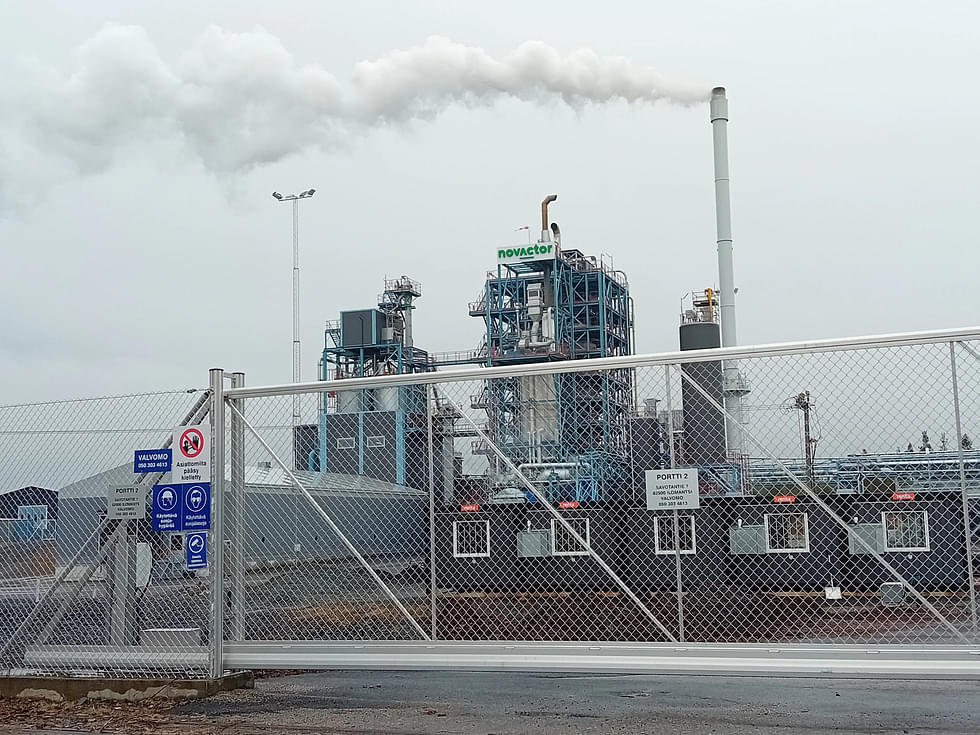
(229, 371, 246, 642)
(209, 368, 226, 678)
(426, 384, 438, 640)
(665, 365, 685, 642)
(949, 343, 978, 633)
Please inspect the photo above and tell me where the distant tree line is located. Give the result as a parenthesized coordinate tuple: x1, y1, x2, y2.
(901, 431, 973, 452)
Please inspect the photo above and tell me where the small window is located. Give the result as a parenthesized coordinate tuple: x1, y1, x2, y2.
(551, 517, 590, 556)
(654, 515, 696, 555)
(366, 435, 386, 449)
(883, 511, 930, 552)
(336, 437, 355, 450)
(453, 520, 490, 558)
(765, 513, 809, 553)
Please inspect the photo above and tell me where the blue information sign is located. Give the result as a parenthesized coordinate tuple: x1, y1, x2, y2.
(180, 483, 211, 531)
(185, 532, 207, 570)
(151, 484, 181, 532)
(135, 448, 172, 473)
(152, 482, 211, 532)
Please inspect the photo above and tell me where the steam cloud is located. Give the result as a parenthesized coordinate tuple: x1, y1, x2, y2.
(0, 25, 709, 207)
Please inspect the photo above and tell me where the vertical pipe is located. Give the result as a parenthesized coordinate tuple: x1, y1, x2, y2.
(426, 384, 439, 639)
(229, 371, 246, 642)
(710, 87, 736, 349)
(403, 302, 414, 348)
(208, 367, 226, 678)
(292, 199, 301, 423)
(710, 87, 746, 455)
(291, 200, 302, 556)
(950, 343, 978, 632)
(665, 366, 684, 640)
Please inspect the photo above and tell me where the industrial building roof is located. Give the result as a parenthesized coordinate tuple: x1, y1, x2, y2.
(58, 463, 423, 500)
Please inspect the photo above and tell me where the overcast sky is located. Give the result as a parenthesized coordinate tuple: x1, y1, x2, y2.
(1, 1, 978, 403)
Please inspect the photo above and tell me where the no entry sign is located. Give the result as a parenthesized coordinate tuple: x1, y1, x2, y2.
(173, 423, 210, 483)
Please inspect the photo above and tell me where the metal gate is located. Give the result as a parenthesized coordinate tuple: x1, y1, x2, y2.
(219, 328, 980, 677)
(2, 328, 980, 680)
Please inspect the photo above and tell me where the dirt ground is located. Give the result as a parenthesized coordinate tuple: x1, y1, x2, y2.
(2, 670, 978, 734)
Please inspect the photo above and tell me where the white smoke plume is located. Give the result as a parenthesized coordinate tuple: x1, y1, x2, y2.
(0, 25, 709, 207)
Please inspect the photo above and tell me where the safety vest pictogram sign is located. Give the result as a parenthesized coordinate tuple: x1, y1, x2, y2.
(172, 423, 210, 483)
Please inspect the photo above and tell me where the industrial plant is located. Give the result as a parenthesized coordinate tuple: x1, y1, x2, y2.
(11, 88, 979, 657)
(282, 87, 980, 608)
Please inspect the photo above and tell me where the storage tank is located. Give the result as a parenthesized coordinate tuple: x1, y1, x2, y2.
(679, 296, 726, 465)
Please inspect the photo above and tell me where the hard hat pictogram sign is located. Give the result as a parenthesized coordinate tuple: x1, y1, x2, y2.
(157, 486, 178, 511)
(152, 484, 181, 532)
(151, 482, 211, 532)
(172, 423, 210, 483)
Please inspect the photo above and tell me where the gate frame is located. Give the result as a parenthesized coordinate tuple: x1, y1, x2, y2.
(219, 326, 980, 677)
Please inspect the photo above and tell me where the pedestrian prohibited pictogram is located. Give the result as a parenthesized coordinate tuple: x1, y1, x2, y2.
(172, 423, 210, 483)
(178, 428, 204, 458)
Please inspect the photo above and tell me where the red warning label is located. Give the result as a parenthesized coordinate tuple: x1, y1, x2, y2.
(178, 428, 204, 458)
(172, 424, 210, 483)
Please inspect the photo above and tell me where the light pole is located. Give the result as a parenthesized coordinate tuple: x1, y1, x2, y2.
(272, 189, 315, 429)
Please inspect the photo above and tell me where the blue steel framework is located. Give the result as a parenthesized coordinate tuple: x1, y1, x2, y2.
(318, 278, 433, 482)
(469, 248, 634, 502)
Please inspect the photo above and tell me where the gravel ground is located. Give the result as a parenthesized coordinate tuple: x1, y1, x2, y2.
(2, 670, 978, 734)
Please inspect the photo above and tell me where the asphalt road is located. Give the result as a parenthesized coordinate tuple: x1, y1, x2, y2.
(12, 670, 976, 734)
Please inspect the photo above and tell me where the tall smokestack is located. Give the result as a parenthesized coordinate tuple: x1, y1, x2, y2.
(710, 87, 735, 347)
(709, 86, 749, 456)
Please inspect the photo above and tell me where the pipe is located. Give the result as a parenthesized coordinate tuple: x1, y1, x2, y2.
(710, 86, 747, 455)
(710, 87, 735, 348)
(541, 194, 558, 241)
(518, 462, 589, 473)
(550, 222, 561, 250)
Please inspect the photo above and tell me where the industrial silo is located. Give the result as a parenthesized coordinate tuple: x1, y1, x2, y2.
(679, 291, 726, 465)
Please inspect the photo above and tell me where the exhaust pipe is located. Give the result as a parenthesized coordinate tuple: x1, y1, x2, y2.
(541, 194, 557, 241)
(710, 87, 735, 348)
(710, 86, 748, 455)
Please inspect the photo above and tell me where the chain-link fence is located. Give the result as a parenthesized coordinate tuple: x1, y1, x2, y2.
(0, 386, 215, 678)
(224, 333, 980, 654)
(3, 330, 979, 681)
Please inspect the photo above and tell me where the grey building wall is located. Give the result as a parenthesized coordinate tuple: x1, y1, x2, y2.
(300, 409, 434, 491)
(679, 322, 726, 465)
(628, 416, 669, 502)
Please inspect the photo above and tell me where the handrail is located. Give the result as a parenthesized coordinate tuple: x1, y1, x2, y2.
(226, 326, 980, 399)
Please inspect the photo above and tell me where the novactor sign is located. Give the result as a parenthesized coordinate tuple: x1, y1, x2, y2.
(497, 242, 555, 265)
